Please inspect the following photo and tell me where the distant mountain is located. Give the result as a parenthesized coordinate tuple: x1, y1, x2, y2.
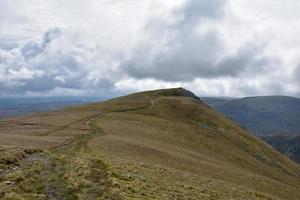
(262, 134, 300, 163)
(0, 96, 104, 119)
(202, 96, 300, 163)
(201, 97, 236, 107)
(202, 96, 300, 136)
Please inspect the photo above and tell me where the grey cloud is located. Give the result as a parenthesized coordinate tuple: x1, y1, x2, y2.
(238, 81, 285, 97)
(0, 27, 115, 96)
(21, 41, 42, 57)
(217, 46, 270, 76)
(0, 38, 18, 50)
(42, 27, 62, 46)
(121, 0, 270, 82)
(295, 65, 300, 83)
(123, 41, 269, 81)
(1, 0, 299, 97)
(181, 0, 226, 25)
(237, 84, 260, 97)
(12, 74, 82, 93)
(21, 28, 62, 58)
(293, 65, 300, 96)
(122, 31, 222, 81)
(264, 82, 286, 95)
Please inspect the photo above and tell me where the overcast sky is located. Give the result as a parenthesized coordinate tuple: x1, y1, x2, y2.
(0, 0, 300, 97)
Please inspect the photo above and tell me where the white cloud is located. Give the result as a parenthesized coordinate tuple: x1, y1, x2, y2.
(0, 0, 299, 97)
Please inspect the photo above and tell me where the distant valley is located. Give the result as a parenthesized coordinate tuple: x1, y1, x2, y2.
(202, 96, 300, 163)
(262, 134, 300, 163)
(0, 97, 104, 119)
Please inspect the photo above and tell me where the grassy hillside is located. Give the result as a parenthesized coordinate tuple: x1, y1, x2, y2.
(0, 88, 300, 199)
(203, 96, 300, 136)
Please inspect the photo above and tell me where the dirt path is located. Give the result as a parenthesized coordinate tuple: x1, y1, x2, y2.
(41, 114, 106, 199)
(41, 113, 102, 137)
(0, 104, 151, 199)
(0, 112, 105, 199)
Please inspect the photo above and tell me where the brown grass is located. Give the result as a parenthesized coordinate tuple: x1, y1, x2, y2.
(0, 88, 299, 199)
(88, 88, 300, 199)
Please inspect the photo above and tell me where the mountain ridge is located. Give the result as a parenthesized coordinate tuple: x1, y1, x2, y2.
(0, 88, 300, 199)
(202, 95, 300, 164)
(202, 95, 300, 136)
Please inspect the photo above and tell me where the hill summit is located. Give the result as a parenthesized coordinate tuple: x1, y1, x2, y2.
(0, 88, 300, 199)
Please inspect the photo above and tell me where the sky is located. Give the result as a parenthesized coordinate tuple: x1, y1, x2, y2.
(0, 0, 300, 98)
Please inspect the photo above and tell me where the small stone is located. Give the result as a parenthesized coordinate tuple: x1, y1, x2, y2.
(4, 181, 14, 185)
(111, 179, 120, 188)
(127, 186, 136, 193)
(138, 175, 146, 182)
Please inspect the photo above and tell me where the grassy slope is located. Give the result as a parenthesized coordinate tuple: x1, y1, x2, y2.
(88, 88, 300, 199)
(0, 88, 300, 199)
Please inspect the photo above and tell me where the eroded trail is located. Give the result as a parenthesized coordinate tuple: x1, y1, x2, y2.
(0, 113, 112, 199)
(42, 115, 107, 200)
(0, 104, 149, 199)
